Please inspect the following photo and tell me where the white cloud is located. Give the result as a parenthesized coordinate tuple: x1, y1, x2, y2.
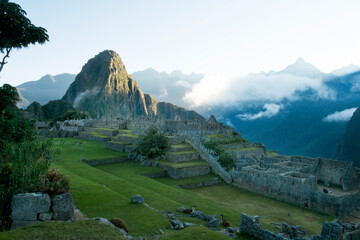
(236, 103, 283, 120)
(158, 87, 168, 98)
(323, 108, 357, 122)
(184, 72, 333, 107)
(73, 87, 100, 107)
(175, 80, 192, 89)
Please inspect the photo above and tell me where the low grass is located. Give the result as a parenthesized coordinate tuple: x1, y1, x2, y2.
(82, 131, 110, 138)
(157, 160, 208, 168)
(230, 147, 259, 152)
(170, 150, 198, 155)
(87, 127, 117, 131)
(154, 174, 219, 187)
(118, 133, 139, 138)
(171, 143, 192, 148)
(0, 220, 126, 240)
(267, 151, 279, 156)
(1, 138, 333, 239)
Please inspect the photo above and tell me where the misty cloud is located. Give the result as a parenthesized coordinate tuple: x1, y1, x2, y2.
(184, 73, 333, 107)
(175, 80, 192, 89)
(236, 103, 283, 120)
(323, 107, 357, 122)
(73, 87, 100, 107)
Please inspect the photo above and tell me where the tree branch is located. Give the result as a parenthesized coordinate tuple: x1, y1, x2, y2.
(0, 48, 12, 73)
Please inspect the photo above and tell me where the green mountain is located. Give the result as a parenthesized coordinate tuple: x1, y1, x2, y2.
(62, 50, 202, 120)
(25, 100, 75, 121)
(335, 106, 360, 166)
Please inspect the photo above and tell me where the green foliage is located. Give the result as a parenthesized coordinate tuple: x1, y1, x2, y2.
(0, 84, 55, 229)
(0, 0, 49, 72)
(55, 110, 90, 121)
(136, 126, 169, 158)
(0, 84, 19, 113)
(203, 140, 223, 156)
(218, 152, 235, 170)
(40, 168, 70, 195)
(42, 100, 75, 121)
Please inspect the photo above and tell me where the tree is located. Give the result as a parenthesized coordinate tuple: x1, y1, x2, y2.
(136, 126, 169, 158)
(0, 83, 19, 113)
(0, 0, 49, 72)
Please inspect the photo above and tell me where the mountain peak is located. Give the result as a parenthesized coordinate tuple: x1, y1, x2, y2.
(331, 64, 360, 76)
(280, 57, 323, 78)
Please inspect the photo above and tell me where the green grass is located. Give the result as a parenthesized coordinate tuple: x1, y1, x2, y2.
(267, 151, 279, 156)
(2, 137, 332, 239)
(118, 133, 139, 138)
(107, 140, 128, 144)
(119, 129, 131, 133)
(230, 147, 259, 152)
(154, 174, 219, 187)
(170, 150, 198, 155)
(0, 220, 126, 240)
(157, 160, 208, 168)
(87, 127, 117, 131)
(171, 143, 192, 148)
(82, 131, 110, 138)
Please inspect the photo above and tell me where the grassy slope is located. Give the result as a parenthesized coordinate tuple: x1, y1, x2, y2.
(1, 138, 333, 239)
(0, 220, 126, 240)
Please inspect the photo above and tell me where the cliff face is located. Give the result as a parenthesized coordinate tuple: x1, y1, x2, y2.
(62, 50, 202, 120)
(335, 106, 360, 167)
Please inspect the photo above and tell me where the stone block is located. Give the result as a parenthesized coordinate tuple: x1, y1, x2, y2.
(12, 220, 40, 229)
(320, 222, 342, 240)
(38, 212, 53, 221)
(52, 192, 74, 221)
(131, 195, 144, 204)
(12, 193, 51, 221)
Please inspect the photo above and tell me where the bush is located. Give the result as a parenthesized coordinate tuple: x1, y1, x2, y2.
(203, 140, 223, 156)
(40, 168, 70, 195)
(218, 152, 235, 170)
(136, 126, 169, 158)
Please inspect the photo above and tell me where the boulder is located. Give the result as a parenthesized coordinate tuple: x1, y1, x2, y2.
(93, 217, 115, 227)
(131, 195, 144, 204)
(208, 217, 221, 227)
(12, 193, 51, 221)
(52, 192, 74, 221)
(184, 222, 196, 227)
(170, 219, 184, 230)
(191, 211, 205, 220)
(228, 227, 238, 233)
(38, 212, 53, 221)
(177, 206, 185, 212)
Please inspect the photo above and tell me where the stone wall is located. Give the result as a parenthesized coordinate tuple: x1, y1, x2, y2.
(315, 158, 359, 191)
(158, 163, 210, 179)
(11, 192, 74, 229)
(240, 214, 344, 240)
(81, 157, 127, 166)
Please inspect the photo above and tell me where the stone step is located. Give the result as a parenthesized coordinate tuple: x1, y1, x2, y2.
(84, 127, 100, 133)
(167, 136, 185, 145)
(116, 134, 140, 145)
(78, 132, 111, 143)
(106, 141, 136, 153)
(99, 129, 119, 137)
(166, 151, 200, 163)
(170, 144, 193, 152)
(156, 160, 210, 179)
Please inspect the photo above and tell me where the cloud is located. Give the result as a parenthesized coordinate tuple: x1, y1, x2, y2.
(323, 108, 357, 122)
(236, 103, 283, 120)
(158, 87, 168, 98)
(175, 80, 192, 89)
(74, 87, 100, 107)
(184, 72, 334, 107)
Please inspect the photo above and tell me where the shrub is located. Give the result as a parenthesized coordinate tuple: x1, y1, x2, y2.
(40, 168, 70, 195)
(218, 152, 235, 170)
(136, 126, 169, 158)
(203, 140, 223, 156)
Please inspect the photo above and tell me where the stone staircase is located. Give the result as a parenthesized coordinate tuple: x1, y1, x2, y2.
(78, 127, 211, 180)
(342, 208, 360, 225)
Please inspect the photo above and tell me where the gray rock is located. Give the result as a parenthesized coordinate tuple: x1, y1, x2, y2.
(12, 192, 51, 221)
(208, 217, 221, 227)
(93, 217, 115, 227)
(177, 206, 185, 212)
(12, 220, 40, 229)
(320, 221, 342, 240)
(170, 219, 184, 230)
(227, 227, 238, 233)
(131, 195, 144, 204)
(204, 214, 216, 222)
(159, 229, 164, 234)
(38, 212, 53, 221)
(52, 192, 75, 221)
(167, 213, 176, 220)
(184, 222, 196, 227)
(118, 228, 128, 236)
(191, 211, 205, 220)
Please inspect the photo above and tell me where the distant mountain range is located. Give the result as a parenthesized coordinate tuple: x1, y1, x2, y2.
(16, 73, 76, 108)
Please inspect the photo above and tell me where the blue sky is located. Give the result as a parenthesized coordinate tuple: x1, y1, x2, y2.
(1, 0, 360, 91)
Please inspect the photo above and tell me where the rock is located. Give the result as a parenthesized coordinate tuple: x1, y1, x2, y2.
(227, 227, 238, 233)
(184, 222, 196, 227)
(159, 229, 164, 234)
(131, 195, 144, 204)
(12, 220, 40, 229)
(177, 206, 185, 212)
(191, 211, 205, 220)
(208, 217, 221, 227)
(170, 219, 184, 230)
(167, 213, 177, 220)
(118, 228, 128, 236)
(204, 214, 216, 222)
(282, 222, 306, 238)
(38, 212, 53, 221)
(320, 222, 342, 240)
(12, 192, 51, 221)
(93, 217, 115, 227)
(52, 192, 75, 221)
